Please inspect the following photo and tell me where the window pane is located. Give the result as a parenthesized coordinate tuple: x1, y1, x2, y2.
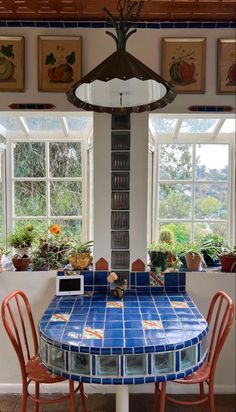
(219, 119, 236, 134)
(65, 117, 91, 131)
(159, 144, 192, 180)
(159, 222, 191, 243)
(180, 119, 218, 134)
(194, 222, 228, 241)
(14, 142, 45, 177)
(159, 184, 191, 219)
(14, 219, 48, 236)
(0, 117, 19, 130)
(53, 219, 82, 238)
(150, 118, 177, 134)
(25, 117, 61, 131)
(49, 142, 82, 177)
(50, 181, 82, 216)
(195, 183, 228, 219)
(14, 181, 46, 216)
(195, 144, 228, 181)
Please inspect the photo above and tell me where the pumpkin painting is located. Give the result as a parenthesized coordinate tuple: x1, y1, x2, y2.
(169, 60, 196, 84)
(45, 49, 75, 83)
(227, 62, 236, 85)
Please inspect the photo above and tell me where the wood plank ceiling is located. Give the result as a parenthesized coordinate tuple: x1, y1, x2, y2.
(0, 0, 235, 22)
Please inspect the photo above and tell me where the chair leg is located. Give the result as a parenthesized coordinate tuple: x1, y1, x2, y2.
(21, 383, 27, 412)
(69, 380, 75, 412)
(34, 382, 40, 412)
(199, 382, 206, 412)
(152, 383, 160, 412)
(79, 382, 88, 412)
(160, 381, 166, 412)
(209, 381, 216, 412)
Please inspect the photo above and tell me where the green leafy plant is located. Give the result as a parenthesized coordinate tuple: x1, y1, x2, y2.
(8, 225, 36, 248)
(70, 240, 94, 253)
(183, 241, 203, 257)
(220, 243, 236, 257)
(201, 233, 225, 261)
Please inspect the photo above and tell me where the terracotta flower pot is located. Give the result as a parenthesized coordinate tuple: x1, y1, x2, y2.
(185, 253, 202, 271)
(220, 255, 236, 272)
(12, 256, 31, 271)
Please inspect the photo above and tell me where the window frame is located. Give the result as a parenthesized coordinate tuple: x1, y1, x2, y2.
(5, 135, 91, 241)
(150, 130, 235, 244)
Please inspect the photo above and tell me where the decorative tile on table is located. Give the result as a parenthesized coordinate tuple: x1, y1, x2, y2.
(150, 271, 164, 287)
(106, 301, 124, 308)
(142, 320, 163, 330)
(82, 327, 104, 340)
(50, 313, 71, 322)
(171, 301, 189, 309)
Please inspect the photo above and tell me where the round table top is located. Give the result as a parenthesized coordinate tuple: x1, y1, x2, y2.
(39, 290, 208, 354)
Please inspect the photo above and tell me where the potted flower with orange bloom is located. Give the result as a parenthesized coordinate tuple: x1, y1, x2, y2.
(32, 224, 71, 270)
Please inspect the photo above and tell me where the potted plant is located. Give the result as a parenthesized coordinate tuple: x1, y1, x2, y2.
(69, 240, 93, 270)
(8, 224, 36, 257)
(148, 241, 173, 272)
(8, 224, 36, 271)
(219, 244, 236, 273)
(201, 233, 225, 267)
(32, 224, 71, 270)
(184, 241, 205, 271)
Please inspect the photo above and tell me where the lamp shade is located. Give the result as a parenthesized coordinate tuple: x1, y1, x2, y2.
(67, 49, 176, 113)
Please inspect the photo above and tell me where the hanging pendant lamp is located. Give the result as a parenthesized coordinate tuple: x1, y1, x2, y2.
(67, 1, 176, 113)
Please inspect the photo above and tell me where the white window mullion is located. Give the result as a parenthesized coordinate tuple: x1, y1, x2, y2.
(45, 141, 50, 225)
(192, 144, 196, 241)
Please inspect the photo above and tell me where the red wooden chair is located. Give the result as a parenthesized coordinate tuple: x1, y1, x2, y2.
(1, 290, 88, 412)
(152, 290, 235, 412)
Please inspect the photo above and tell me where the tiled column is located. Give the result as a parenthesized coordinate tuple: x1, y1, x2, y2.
(93, 112, 149, 274)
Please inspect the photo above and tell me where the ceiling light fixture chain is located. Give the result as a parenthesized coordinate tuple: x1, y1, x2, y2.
(104, 1, 144, 51)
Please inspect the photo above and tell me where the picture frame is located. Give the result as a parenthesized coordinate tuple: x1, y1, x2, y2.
(38, 36, 82, 92)
(0, 36, 24, 92)
(217, 39, 236, 95)
(162, 38, 206, 94)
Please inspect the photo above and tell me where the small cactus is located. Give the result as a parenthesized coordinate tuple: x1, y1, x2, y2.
(159, 229, 174, 245)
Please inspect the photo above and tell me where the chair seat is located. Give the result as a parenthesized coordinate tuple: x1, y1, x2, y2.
(174, 361, 211, 384)
(26, 355, 66, 383)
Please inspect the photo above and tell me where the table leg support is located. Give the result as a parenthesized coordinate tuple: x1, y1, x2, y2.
(116, 385, 129, 412)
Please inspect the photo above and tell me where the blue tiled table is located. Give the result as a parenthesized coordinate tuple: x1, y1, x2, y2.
(39, 290, 208, 412)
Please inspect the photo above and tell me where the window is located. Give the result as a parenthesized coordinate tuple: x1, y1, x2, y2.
(0, 113, 93, 240)
(149, 115, 235, 244)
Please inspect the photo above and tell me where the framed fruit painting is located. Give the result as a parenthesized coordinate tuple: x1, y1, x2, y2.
(162, 38, 206, 94)
(217, 39, 236, 94)
(38, 36, 82, 92)
(0, 36, 24, 92)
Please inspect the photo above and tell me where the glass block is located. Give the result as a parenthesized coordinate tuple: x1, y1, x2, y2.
(112, 152, 130, 170)
(111, 132, 130, 150)
(111, 211, 129, 229)
(112, 251, 130, 269)
(112, 113, 130, 130)
(97, 356, 119, 376)
(153, 352, 174, 374)
(200, 336, 207, 360)
(111, 192, 129, 210)
(48, 346, 65, 370)
(70, 353, 90, 375)
(181, 346, 196, 370)
(125, 355, 146, 375)
(111, 231, 129, 249)
(112, 172, 130, 190)
(39, 339, 47, 363)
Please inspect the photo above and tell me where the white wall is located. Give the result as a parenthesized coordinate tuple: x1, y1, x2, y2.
(0, 271, 235, 394)
(0, 27, 235, 112)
